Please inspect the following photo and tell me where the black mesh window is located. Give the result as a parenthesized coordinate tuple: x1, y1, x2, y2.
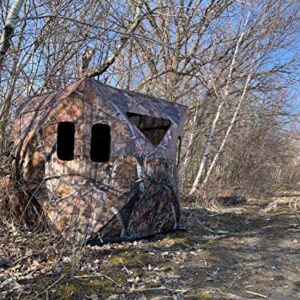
(90, 123, 110, 162)
(126, 112, 171, 147)
(57, 122, 75, 161)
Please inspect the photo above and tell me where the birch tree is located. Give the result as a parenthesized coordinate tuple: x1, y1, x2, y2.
(189, 11, 251, 195)
(0, 0, 25, 69)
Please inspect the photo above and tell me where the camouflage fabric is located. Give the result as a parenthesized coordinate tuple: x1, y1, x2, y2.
(13, 78, 187, 244)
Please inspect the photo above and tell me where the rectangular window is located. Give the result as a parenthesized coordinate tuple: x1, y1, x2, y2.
(57, 122, 75, 161)
(126, 112, 171, 147)
(90, 123, 110, 162)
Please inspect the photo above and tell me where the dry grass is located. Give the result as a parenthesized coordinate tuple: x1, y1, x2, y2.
(1, 189, 299, 299)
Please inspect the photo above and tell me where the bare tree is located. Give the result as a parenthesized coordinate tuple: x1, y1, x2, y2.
(0, 0, 299, 201)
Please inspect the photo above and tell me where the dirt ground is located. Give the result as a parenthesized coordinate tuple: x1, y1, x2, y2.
(0, 190, 299, 299)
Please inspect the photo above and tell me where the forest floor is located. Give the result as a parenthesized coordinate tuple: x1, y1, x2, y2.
(0, 189, 299, 299)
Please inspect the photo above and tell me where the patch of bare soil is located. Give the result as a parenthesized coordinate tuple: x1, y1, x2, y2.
(0, 191, 299, 299)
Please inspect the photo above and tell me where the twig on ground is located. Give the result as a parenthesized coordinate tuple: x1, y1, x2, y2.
(74, 272, 122, 287)
(198, 221, 229, 234)
(206, 267, 220, 277)
(227, 267, 246, 289)
(132, 286, 189, 294)
(245, 290, 268, 299)
(34, 274, 66, 298)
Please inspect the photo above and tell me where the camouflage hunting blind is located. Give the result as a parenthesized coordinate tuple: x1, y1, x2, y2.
(14, 78, 187, 244)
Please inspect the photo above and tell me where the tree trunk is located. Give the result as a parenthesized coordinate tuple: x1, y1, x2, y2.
(201, 72, 253, 187)
(189, 12, 250, 195)
(0, 0, 25, 68)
